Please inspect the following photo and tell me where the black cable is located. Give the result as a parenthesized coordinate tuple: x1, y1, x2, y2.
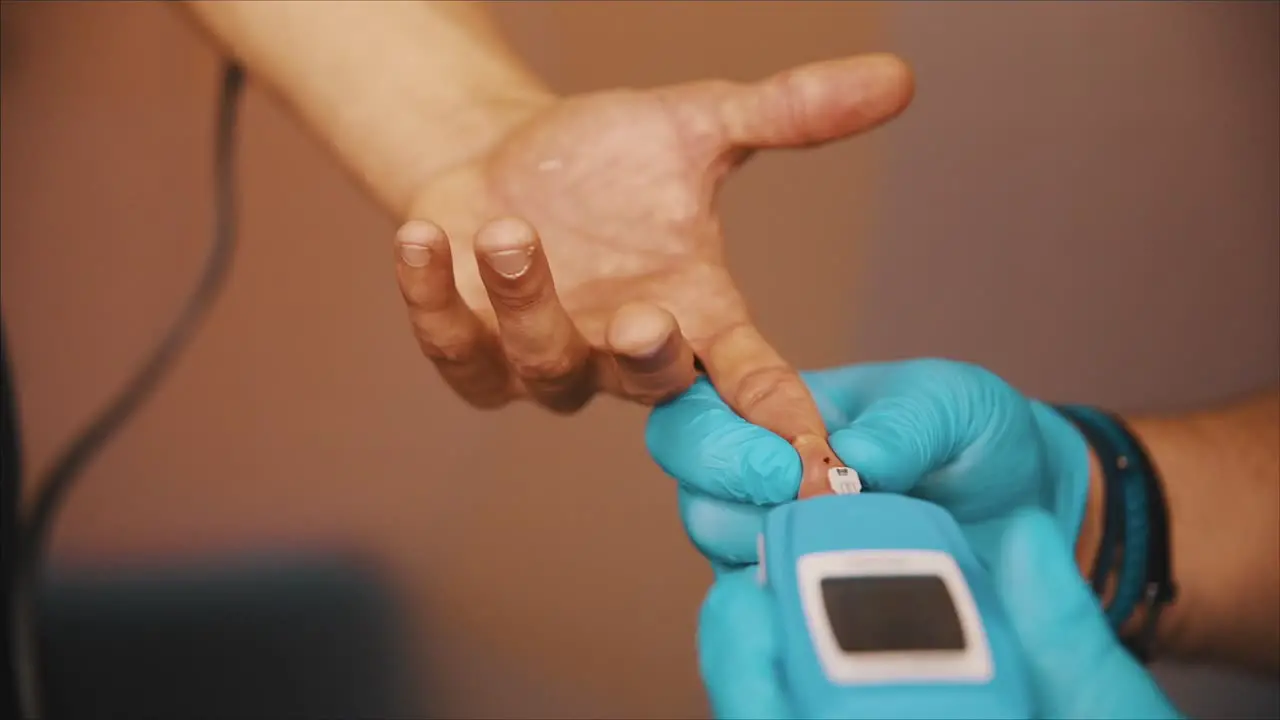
(3, 323, 24, 720)
(11, 61, 246, 719)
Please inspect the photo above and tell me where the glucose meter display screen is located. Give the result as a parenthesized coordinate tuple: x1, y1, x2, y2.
(820, 574, 965, 653)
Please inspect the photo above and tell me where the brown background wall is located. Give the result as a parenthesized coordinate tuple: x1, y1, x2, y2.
(861, 4, 1278, 716)
(2, 1, 1276, 718)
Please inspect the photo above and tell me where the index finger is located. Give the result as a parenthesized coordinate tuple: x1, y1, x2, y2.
(697, 322, 842, 498)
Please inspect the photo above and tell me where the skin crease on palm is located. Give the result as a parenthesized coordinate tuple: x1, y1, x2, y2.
(394, 55, 915, 496)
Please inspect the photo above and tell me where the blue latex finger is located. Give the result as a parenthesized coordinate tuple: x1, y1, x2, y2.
(648, 378, 800, 504)
(800, 363, 896, 424)
(996, 509, 1184, 719)
(698, 569, 790, 720)
(826, 391, 960, 494)
(680, 486, 772, 567)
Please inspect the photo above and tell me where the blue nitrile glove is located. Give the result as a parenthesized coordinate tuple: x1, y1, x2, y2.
(696, 509, 1185, 719)
(646, 359, 1092, 571)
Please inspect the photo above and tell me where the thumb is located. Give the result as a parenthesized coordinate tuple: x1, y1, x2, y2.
(827, 390, 964, 495)
(718, 53, 914, 150)
(997, 510, 1183, 720)
(698, 569, 790, 720)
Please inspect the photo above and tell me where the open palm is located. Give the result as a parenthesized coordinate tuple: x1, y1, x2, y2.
(395, 54, 913, 484)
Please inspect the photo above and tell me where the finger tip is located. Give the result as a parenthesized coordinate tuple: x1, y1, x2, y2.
(607, 303, 678, 358)
(867, 52, 914, 79)
(396, 222, 448, 269)
(874, 53, 916, 115)
(815, 52, 916, 127)
(475, 216, 537, 254)
(396, 231, 441, 272)
(396, 219, 446, 247)
(826, 426, 870, 457)
(826, 428, 913, 490)
(681, 492, 769, 566)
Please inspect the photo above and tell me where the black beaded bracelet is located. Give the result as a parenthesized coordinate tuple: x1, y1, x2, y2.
(1054, 404, 1177, 664)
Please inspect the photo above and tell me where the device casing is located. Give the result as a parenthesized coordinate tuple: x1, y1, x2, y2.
(761, 494, 1033, 720)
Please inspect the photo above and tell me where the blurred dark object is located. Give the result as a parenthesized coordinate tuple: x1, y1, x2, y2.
(3, 323, 23, 719)
(36, 551, 412, 720)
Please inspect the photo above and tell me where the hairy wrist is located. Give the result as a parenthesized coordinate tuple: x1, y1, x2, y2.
(1049, 405, 1197, 665)
(1126, 398, 1279, 673)
(1120, 415, 1206, 664)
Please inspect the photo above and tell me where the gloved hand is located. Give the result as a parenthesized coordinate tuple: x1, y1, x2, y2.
(696, 509, 1184, 719)
(646, 359, 1093, 571)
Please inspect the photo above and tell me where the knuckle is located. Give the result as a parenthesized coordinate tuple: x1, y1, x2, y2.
(769, 69, 821, 146)
(953, 360, 1020, 404)
(907, 357, 1007, 390)
(492, 289, 547, 315)
(415, 329, 479, 364)
(626, 372, 697, 407)
(904, 357, 963, 378)
(514, 350, 597, 414)
(733, 364, 803, 418)
(400, 279, 452, 312)
(511, 352, 581, 383)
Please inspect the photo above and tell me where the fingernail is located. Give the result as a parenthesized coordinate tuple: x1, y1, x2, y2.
(399, 244, 431, 268)
(475, 218, 537, 278)
(485, 249, 533, 278)
(396, 220, 442, 268)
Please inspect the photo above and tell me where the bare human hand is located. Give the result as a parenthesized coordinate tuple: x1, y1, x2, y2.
(395, 54, 914, 492)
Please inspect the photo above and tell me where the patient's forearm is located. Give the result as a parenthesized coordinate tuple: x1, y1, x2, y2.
(179, 0, 555, 217)
(1121, 390, 1279, 673)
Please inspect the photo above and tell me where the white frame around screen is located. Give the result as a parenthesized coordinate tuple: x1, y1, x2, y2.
(796, 549, 994, 686)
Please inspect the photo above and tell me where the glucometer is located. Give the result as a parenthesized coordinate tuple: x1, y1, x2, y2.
(758, 469, 1032, 720)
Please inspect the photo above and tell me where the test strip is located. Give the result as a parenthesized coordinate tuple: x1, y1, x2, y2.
(828, 466, 862, 495)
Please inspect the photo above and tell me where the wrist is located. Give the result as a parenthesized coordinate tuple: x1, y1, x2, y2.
(1052, 395, 1279, 674)
(1073, 446, 1106, 582)
(180, 0, 559, 219)
(1069, 410, 1198, 663)
(1116, 416, 1199, 662)
(395, 86, 557, 210)
(336, 66, 559, 221)
(1052, 405, 1189, 664)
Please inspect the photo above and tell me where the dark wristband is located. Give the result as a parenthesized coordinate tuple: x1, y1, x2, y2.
(1054, 404, 1177, 664)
